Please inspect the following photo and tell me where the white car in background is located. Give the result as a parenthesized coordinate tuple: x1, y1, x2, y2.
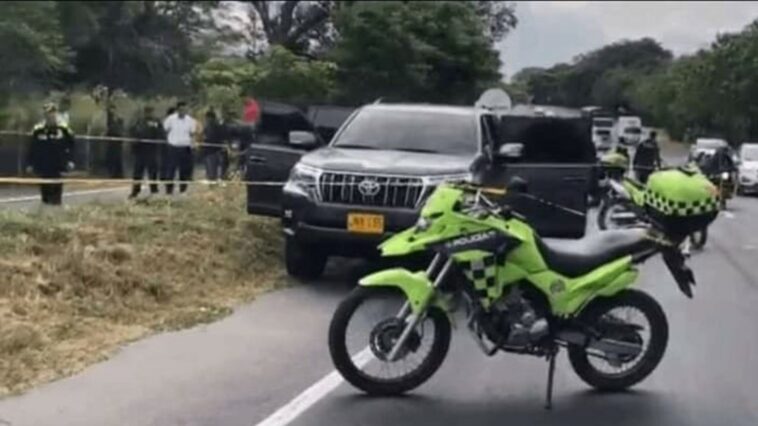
(738, 143, 758, 194)
(615, 115, 643, 147)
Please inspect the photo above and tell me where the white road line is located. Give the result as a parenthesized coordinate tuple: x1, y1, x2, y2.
(0, 187, 126, 204)
(255, 348, 373, 426)
(723, 211, 736, 219)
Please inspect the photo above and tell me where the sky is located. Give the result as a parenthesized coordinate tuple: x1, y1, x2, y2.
(498, 1, 758, 79)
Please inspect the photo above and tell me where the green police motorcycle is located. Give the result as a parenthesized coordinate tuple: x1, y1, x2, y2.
(328, 168, 719, 408)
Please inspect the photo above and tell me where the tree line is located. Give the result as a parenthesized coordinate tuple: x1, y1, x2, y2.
(512, 19, 758, 144)
(1, 0, 518, 119)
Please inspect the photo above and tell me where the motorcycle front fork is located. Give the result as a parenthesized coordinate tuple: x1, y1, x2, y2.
(387, 254, 451, 361)
(388, 254, 559, 410)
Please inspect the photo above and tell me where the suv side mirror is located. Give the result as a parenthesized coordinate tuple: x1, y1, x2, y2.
(289, 131, 318, 148)
(497, 143, 524, 160)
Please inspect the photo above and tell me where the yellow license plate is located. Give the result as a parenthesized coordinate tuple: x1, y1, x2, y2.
(347, 213, 385, 234)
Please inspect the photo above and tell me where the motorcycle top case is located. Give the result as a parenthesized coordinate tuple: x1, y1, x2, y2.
(644, 166, 719, 238)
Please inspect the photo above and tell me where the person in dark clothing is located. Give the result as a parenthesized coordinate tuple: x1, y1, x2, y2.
(25, 103, 75, 205)
(633, 131, 662, 183)
(202, 109, 229, 182)
(700, 146, 736, 176)
(105, 104, 125, 178)
(129, 106, 164, 198)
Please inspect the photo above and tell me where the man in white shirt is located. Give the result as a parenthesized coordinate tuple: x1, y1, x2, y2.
(162, 101, 197, 194)
(57, 97, 71, 127)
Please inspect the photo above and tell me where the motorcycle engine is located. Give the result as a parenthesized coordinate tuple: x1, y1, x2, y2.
(482, 286, 550, 348)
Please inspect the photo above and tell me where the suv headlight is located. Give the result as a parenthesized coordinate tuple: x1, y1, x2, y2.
(424, 172, 472, 186)
(287, 164, 321, 198)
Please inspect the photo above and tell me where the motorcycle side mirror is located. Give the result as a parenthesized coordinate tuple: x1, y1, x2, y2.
(508, 176, 529, 193)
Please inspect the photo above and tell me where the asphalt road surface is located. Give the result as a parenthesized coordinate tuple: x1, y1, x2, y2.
(0, 185, 130, 210)
(2, 159, 758, 425)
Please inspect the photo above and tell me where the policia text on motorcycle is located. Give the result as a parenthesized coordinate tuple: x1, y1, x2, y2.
(25, 104, 76, 205)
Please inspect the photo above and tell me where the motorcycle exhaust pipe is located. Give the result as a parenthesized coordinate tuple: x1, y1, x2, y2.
(556, 331, 642, 358)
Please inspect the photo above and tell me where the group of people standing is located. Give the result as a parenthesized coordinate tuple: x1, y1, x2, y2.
(26, 99, 257, 205)
(128, 101, 200, 198)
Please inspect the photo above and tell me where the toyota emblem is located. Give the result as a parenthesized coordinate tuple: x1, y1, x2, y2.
(358, 179, 381, 197)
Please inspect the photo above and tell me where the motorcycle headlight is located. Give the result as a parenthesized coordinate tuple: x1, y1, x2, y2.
(721, 172, 730, 180)
(287, 164, 321, 198)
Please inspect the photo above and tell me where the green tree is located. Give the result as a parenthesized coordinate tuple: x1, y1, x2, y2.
(331, 1, 502, 105)
(57, 1, 219, 95)
(0, 1, 72, 98)
(516, 38, 672, 108)
(193, 47, 336, 107)
(472, 1, 518, 43)
(244, 1, 338, 56)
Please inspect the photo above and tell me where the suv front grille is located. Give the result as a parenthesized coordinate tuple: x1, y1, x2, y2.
(319, 173, 425, 208)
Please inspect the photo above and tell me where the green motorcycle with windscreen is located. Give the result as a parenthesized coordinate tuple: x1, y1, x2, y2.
(328, 164, 719, 408)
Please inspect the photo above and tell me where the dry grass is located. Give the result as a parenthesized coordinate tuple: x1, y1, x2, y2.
(0, 187, 285, 396)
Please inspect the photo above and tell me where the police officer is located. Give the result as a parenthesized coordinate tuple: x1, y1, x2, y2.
(129, 106, 164, 199)
(633, 131, 662, 184)
(26, 103, 75, 205)
(700, 145, 736, 177)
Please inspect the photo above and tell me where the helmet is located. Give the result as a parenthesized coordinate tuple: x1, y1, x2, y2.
(600, 151, 629, 170)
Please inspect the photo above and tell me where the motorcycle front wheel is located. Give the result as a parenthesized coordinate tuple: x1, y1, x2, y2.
(568, 289, 668, 391)
(328, 287, 451, 396)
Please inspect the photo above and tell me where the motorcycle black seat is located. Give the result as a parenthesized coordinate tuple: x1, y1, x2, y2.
(535, 229, 654, 278)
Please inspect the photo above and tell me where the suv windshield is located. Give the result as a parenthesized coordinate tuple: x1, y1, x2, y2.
(593, 118, 614, 127)
(696, 139, 726, 149)
(741, 145, 758, 162)
(333, 108, 478, 155)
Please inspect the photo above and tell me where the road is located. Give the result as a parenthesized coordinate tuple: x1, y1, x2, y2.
(2, 165, 758, 425)
(0, 185, 130, 210)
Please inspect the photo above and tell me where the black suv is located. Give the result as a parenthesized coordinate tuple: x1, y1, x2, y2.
(247, 103, 596, 279)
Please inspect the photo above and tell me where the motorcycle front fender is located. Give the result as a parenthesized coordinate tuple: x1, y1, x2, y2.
(359, 268, 437, 315)
(378, 228, 426, 257)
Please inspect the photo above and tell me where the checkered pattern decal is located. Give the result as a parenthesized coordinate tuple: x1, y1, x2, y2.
(644, 189, 719, 216)
(459, 252, 507, 305)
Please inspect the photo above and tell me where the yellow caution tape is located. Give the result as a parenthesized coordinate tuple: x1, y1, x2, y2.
(0, 177, 284, 186)
(0, 130, 227, 148)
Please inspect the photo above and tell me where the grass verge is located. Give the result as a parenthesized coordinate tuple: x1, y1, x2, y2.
(0, 187, 284, 397)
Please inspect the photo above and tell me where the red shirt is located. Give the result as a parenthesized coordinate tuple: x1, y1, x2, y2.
(243, 98, 260, 123)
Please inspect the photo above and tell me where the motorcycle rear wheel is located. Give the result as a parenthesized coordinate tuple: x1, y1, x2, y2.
(328, 287, 451, 396)
(568, 290, 668, 391)
(689, 228, 708, 250)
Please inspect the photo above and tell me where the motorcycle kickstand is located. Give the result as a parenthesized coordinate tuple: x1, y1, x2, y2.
(544, 348, 558, 410)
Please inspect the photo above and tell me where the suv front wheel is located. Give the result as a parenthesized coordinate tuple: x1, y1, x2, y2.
(285, 237, 328, 281)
